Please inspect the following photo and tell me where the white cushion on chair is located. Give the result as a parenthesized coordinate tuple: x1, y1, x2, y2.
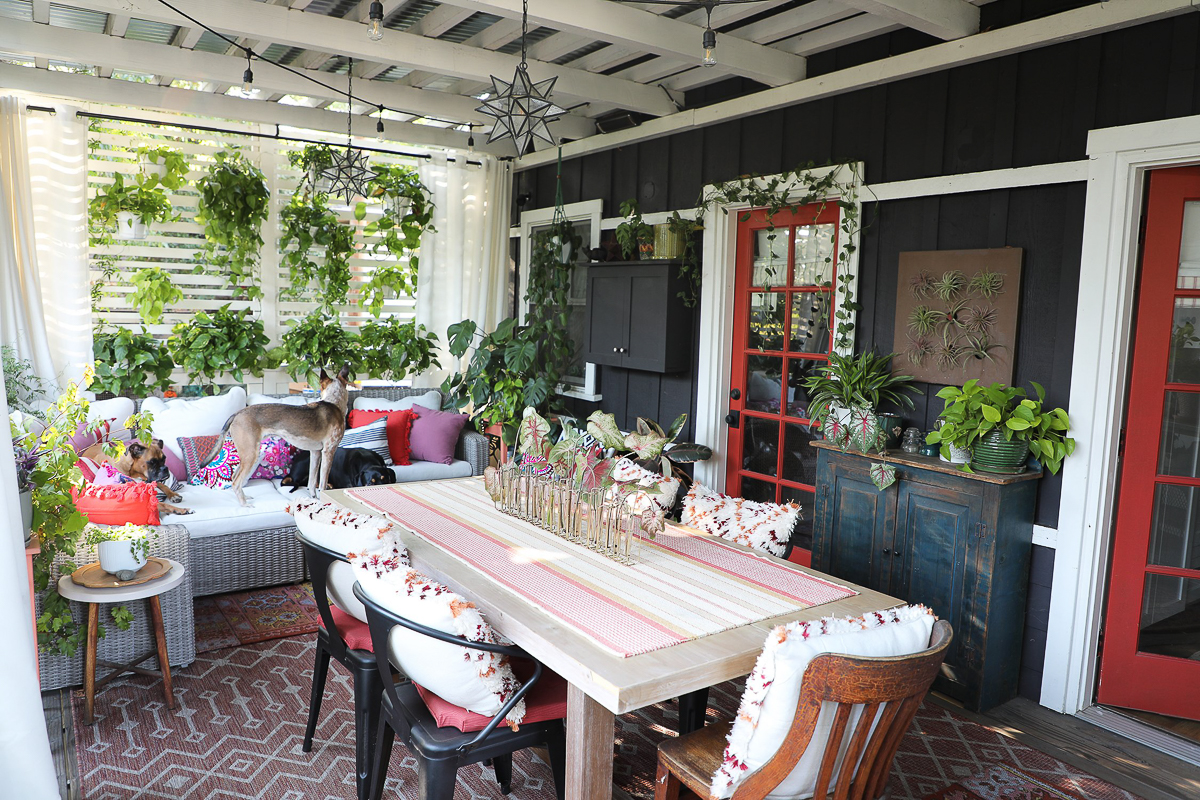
(351, 562, 527, 729)
(353, 390, 441, 413)
(682, 483, 799, 558)
(330, 537, 409, 623)
(141, 387, 248, 462)
(711, 605, 937, 800)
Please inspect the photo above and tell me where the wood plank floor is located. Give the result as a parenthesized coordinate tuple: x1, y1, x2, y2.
(42, 690, 79, 800)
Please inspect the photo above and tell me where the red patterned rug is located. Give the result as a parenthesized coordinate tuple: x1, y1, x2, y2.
(73, 636, 1142, 800)
(924, 763, 1088, 799)
(193, 583, 321, 653)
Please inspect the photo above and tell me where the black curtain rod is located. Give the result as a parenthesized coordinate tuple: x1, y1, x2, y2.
(26, 105, 493, 166)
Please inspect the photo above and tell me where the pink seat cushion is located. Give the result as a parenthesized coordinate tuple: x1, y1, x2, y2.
(415, 661, 568, 732)
(328, 605, 374, 652)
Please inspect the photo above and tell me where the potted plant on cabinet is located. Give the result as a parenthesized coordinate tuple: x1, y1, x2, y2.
(925, 380, 1075, 474)
(802, 351, 917, 453)
(166, 304, 270, 390)
(615, 199, 653, 260)
(92, 326, 175, 399)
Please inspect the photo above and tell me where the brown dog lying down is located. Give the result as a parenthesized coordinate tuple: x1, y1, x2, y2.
(78, 439, 192, 515)
(203, 365, 353, 507)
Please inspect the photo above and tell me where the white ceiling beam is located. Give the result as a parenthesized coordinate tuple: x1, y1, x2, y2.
(34, 57, 49, 70)
(776, 15, 902, 57)
(840, 0, 979, 40)
(71, 0, 677, 116)
(352, 0, 406, 23)
(436, 0, 805, 86)
(0, 62, 491, 151)
(526, 33, 594, 64)
(175, 27, 205, 49)
(517, 0, 1194, 169)
(290, 0, 315, 8)
(32, 0, 49, 24)
(104, 14, 130, 37)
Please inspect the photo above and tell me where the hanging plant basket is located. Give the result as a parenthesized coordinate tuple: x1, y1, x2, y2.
(114, 211, 148, 240)
(970, 429, 1030, 474)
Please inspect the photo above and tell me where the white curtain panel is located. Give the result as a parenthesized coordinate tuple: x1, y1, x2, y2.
(414, 154, 513, 388)
(0, 361, 61, 798)
(0, 96, 91, 397)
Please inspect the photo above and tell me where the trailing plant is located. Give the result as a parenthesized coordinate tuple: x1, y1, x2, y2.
(585, 410, 712, 479)
(82, 522, 159, 565)
(136, 145, 188, 191)
(358, 317, 441, 382)
(128, 267, 182, 324)
(14, 370, 155, 656)
(666, 211, 702, 306)
(287, 143, 337, 194)
(2, 345, 46, 412)
(88, 170, 176, 233)
(357, 165, 435, 316)
(615, 199, 653, 260)
(801, 351, 918, 426)
(167, 304, 269, 384)
(279, 310, 361, 384)
(279, 192, 355, 311)
(92, 326, 175, 397)
(526, 218, 581, 390)
(195, 150, 270, 300)
(925, 380, 1076, 474)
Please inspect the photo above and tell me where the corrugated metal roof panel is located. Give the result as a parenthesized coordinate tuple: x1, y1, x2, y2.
(554, 41, 609, 66)
(192, 31, 229, 55)
(48, 3, 106, 33)
(438, 12, 503, 44)
(387, 0, 438, 32)
(0, 0, 32, 23)
(496, 26, 556, 56)
(124, 19, 178, 45)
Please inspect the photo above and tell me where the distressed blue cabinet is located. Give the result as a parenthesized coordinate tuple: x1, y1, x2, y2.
(811, 442, 1039, 711)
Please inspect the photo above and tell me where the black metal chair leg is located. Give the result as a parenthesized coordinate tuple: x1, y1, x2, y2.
(368, 714, 395, 800)
(418, 755, 461, 800)
(492, 752, 513, 794)
(303, 640, 332, 752)
(676, 687, 710, 735)
(545, 723, 567, 800)
(353, 663, 382, 800)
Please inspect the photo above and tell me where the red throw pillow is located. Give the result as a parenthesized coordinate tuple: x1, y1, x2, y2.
(71, 482, 161, 525)
(347, 409, 419, 466)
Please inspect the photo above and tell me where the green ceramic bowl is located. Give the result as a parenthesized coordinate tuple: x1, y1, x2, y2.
(971, 430, 1030, 474)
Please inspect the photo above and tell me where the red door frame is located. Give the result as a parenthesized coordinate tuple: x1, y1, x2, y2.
(1098, 166, 1200, 719)
(726, 202, 842, 568)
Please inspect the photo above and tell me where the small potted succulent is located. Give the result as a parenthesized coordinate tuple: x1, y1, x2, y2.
(84, 522, 157, 580)
(802, 351, 918, 454)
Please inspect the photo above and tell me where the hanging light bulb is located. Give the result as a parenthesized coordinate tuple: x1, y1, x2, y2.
(702, 27, 717, 67)
(367, 1, 385, 41)
(467, 128, 475, 154)
(241, 50, 254, 96)
(376, 105, 385, 141)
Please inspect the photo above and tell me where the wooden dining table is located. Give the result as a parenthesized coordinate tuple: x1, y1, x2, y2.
(326, 479, 900, 800)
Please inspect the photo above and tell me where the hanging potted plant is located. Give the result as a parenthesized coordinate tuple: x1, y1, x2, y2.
(358, 164, 436, 316)
(92, 325, 175, 399)
(615, 198, 654, 260)
(288, 143, 337, 195)
(166, 304, 270, 390)
(279, 310, 362, 385)
(802, 351, 918, 454)
(194, 150, 270, 299)
(136, 144, 188, 189)
(279, 192, 355, 311)
(89, 171, 178, 241)
(358, 317, 441, 383)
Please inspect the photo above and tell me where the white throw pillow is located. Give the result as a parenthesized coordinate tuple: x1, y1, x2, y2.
(353, 390, 441, 413)
(711, 605, 937, 799)
(340, 418, 392, 465)
(248, 393, 309, 407)
(140, 387, 247, 462)
(86, 396, 136, 442)
(352, 562, 527, 728)
(682, 483, 799, 558)
(610, 457, 681, 514)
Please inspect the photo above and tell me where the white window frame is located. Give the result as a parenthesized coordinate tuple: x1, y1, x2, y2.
(518, 199, 603, 401)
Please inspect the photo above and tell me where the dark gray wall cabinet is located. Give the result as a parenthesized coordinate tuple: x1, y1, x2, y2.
(811, 442, 1039, 712)
(584, 260, 693, 373)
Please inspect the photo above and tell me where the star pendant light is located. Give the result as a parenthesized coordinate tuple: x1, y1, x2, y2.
(321, 57, 376, 203)
(475, 0, 566, 155)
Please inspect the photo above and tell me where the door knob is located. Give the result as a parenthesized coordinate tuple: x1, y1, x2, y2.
(730, 388, 741, 400)
(725, 410, 740, 428)
(613, 347, 618, 353)
(882, 548, 891, 555)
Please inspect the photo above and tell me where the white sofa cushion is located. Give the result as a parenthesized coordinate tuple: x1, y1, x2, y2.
(173, 479, 293, 538)
(141, 387, 248, 462)
(390, 459, 472, 482)
(353, 390, 441, 413)
(248, 393, 308, 407)
(711, 605, 937, 800)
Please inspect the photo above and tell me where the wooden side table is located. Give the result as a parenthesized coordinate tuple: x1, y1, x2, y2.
(56, 560, 186, 724)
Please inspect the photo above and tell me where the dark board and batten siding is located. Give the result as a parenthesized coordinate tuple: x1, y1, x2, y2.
(516, 6, 1200, 700)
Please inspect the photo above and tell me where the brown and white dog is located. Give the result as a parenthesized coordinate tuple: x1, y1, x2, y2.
(207, 365, 353, 506)
(78, 438, 193, 516)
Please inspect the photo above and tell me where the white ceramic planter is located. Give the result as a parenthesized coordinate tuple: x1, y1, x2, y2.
(940, 443, 972, 464)
(98, 537, 148, 578)
(114, 211, 147, 240)
(18, 490, 32, 546)
(140, 160, 167, 181)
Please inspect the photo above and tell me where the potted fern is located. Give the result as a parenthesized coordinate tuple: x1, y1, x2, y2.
(802, 351, 918, 453)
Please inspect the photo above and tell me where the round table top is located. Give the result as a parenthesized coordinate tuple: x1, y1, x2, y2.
(57, 559, 185, 603)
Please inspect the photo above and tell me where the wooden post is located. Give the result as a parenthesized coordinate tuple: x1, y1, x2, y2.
(25, 540, 40, 681)
(565, 683, 614, 800)
(84, 603, 98, 725)
(148, 595, 174, 708)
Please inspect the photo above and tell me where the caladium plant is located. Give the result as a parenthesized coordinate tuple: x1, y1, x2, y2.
(585, 411, 712, 478)
(517, 408, 553, 462)
(869, 462, 897, 490)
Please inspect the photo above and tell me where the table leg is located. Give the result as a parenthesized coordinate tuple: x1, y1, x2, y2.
(565, 683, 614, 800)
(148, 595, 174, 709)
(84, 603, 98, 725)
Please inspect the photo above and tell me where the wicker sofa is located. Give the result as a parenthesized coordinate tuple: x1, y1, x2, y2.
(140, 386, 487, 597)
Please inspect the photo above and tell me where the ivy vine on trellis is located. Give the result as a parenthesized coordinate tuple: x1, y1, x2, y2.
(684, 162, 866, 350)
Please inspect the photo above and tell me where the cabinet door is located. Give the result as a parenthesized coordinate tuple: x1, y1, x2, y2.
(819, 461, 896, 592)
(622, 272, 670, 371)
(585, 272, 630, 367)
(892, 481, 982, 671)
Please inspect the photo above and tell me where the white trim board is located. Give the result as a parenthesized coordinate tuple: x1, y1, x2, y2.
(1040, 112, 1200, 716)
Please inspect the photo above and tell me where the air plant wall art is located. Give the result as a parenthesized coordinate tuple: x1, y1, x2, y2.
(891, 248, 1023, 385)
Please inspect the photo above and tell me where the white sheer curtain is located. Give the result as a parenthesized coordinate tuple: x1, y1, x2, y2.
(414, 154, 512, 388)
(0, 96, 91, 396)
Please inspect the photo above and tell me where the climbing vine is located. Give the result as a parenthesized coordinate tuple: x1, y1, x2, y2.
(526, 217, 581, 393)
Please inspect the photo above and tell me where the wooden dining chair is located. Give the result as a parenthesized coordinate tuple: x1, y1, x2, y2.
(656, 620, 953, 800)
(352, 581, 568, 800)
(296, 532, 384, 800)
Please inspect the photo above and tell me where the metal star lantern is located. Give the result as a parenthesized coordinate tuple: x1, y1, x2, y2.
(321, 146, 376, 203)
(476, 64, 566, 155)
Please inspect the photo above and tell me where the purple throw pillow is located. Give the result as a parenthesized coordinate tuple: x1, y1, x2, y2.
(409, 404, 468, 465)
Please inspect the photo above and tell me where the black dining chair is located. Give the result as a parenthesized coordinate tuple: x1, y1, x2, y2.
(352, 581, 568, 800)
(296, 532, 385, 800)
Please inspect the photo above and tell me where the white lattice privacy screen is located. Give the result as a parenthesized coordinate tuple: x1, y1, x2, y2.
(88, 113, 423, 394)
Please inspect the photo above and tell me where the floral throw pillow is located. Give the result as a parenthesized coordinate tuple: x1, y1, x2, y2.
(681, 482, 800, 558)
(190, 439, 239, 488)
(252, 436, 297, 479)
(184, 435, 297, 488)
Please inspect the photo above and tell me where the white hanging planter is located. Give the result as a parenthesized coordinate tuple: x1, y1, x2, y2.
(388, 194, 412, 220)
(98, 537, 148, 578)
(114, 211, 148, 240)
(140, 159, 167, 181)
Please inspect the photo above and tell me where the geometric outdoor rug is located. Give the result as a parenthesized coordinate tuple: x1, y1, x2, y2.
(193, 583, 321, 653)
(72, 636, 1144, 800)
(924, 763, 1090, 799)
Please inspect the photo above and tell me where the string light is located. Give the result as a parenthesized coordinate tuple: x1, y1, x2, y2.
(467, 128, 475, 154)
(702, 7, 716, 67)
(241, 49, 254, 96)
(367, 1, 384, 41)
(376, 105, 385, 141)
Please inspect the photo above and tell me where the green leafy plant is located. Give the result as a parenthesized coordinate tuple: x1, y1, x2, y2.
(136, 145, 188, 191)
(526, 219, 580, 391)
(358, 316, 441, 382)
(128, 267, 183, 324)
(968, 270, 1004, 298)
(925, 380, 1076, 474)
(82, 521, 159, 566)
(615, 199, 653, 260)
(585, 410, 712, 479)
(194, 150, 269, 300)
(92, 326, 174, 397)
(279, 192, 355, 311)
(88, 170, 176, 233)
(666, 211, 702, 306)
(907, 305, 939, 336)
(287, 143, 337, 193)
(167, 304, 269, 384)
(801, 351, 918, 426)
(870, 462, 896, 490)
(932, 270, 965, 301)
(357, 165, 435, 316)
(279, 310, 361, 384)
(1, 344, 45, 412)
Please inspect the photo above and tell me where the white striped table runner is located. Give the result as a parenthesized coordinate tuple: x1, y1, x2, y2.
(347, 478, 856, 658)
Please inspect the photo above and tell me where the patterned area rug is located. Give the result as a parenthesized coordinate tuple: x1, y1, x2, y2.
(193, 583, 321, 653)
(924, 764, 1087, 799)
(73, 636, 1142, 800)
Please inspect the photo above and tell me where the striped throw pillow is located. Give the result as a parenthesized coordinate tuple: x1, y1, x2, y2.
(339, 418, 392, 465)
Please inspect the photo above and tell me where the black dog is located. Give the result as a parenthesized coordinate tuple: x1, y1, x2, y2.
(283, 447, 396, 492)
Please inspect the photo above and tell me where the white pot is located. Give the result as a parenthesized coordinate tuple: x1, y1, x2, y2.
(140, 160, 167, 181)
(98, 537, 147, 578)
(18, 490, 32, 546)
(114, 211, 147, 240)
(940, 443, 971, 464)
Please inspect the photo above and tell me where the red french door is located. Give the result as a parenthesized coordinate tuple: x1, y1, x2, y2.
(725, 202, 841, 567)
(1098, 167, 1200, 720)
